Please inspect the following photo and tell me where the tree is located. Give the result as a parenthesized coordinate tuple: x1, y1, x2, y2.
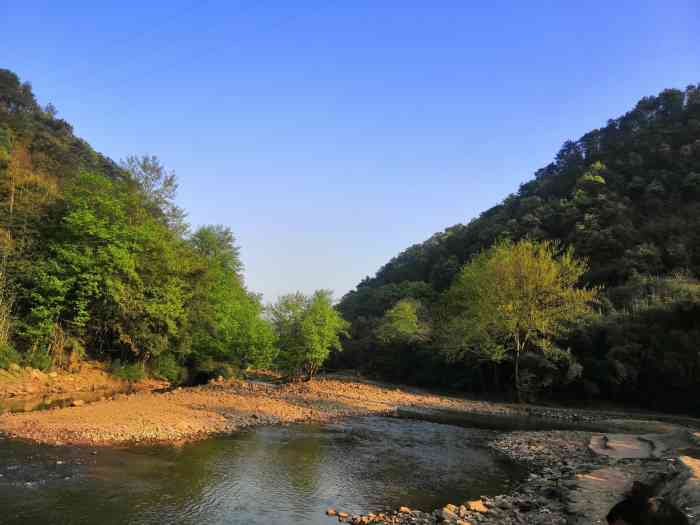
(443, 239, 598, 401)
(375, 298, 429, 345)
(22, 171, 188, 367)
(121, 155, 187, 235)
(187, 225, 277, 374)
(269, 290, 349, 380)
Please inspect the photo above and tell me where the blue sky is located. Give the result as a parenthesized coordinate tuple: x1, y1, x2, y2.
(4, 1, 698, 302)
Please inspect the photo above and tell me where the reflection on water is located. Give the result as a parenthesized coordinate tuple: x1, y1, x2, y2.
(0, 386, 140, 414)
(0, 417, 522, 525)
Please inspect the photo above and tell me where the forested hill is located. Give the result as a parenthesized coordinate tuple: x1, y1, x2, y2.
(0, 68, 280, 381)
(340, 85, 700, 318)
(337, 85, 700, 413)
(0, 68, 350, 384)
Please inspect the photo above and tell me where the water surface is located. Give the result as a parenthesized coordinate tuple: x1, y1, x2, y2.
(0, 416, 522, 525)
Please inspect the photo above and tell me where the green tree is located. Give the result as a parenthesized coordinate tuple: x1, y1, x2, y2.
(443, 239, 598, 401)
(187, 225, 277, 375)
(269, 290, 349, 380)
(374, 298, 429, 345)
(121, 155, 188, 235)
(22, 171, 188, 367)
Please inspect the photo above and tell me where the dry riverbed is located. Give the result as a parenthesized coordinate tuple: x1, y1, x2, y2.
(0, 375, 538, 446)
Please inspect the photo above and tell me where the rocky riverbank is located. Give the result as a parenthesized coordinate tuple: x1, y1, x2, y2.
(0, 375, 581, 446)
(0, 371, 689, 447)
(325, 426, 700, 525)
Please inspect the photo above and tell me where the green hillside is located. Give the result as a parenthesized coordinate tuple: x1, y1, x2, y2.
(338, 85, 700, 412)
(0, 69, 281, 382)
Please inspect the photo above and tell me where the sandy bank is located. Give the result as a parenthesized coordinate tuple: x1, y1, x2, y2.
(0, 376, 524, 446)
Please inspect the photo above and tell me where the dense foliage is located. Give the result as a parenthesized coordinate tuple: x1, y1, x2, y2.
(268, 290, 349, 380)
(440, 239, 597, 401)
(0, 69, 327, 382)
(337, 84, 700, 412)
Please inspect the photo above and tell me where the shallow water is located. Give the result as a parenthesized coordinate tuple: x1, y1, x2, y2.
(0, 417, 522, 525)
(0, 385, 141, 414)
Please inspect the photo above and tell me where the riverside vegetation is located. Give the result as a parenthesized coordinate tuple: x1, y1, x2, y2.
(0, 68, 346, 385)
(2, 67, 699, 414)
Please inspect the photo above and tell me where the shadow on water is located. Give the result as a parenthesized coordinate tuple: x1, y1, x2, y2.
(0, 416, 523, 525)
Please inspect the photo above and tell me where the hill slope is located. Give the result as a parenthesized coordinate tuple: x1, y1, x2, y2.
(338, 85, 700, 411)
(0, 68, 276, 381)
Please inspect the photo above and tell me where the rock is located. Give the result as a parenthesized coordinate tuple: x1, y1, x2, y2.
(338, 511, 350, 520)
(71, 399, 85, 407)
(439, 507, 460, 522)
(31, 369, 47, 381)
(326, 508, 338, 516)
(398, 506, 411, 513)
(467, 500, 488, 513)
(48, 372, 58, 378)
(9, 363, 21, 372)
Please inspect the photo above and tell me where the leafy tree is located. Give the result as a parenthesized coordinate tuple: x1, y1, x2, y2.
(121, 155, 187, 235)
(22, 171, 188, 366)
(375, 299, 429, 345)
(187, 225, 277, 375)
(443, 239, 598, 401)
(269, 290, 348, 380)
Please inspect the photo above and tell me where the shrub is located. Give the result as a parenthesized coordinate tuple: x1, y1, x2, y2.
(110, 359, 146, 382)
(24, 346, 52, 371)
(189, 357, 239, 384)
(150, 353, 186, 384)
(0, 342, 21, 369)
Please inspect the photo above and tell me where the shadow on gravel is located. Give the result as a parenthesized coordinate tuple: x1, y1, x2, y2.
(395, 407, 672, 434)
(606, 481, 689, 525)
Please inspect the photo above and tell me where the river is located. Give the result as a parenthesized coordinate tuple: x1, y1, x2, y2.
(0, 416, 522, 525)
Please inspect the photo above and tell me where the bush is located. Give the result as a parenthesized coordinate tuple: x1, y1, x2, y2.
(189, 357, 239, 384)
(110, 359, 146, 382)
(23, 347, 52, 371)
(150, 353, 186, 384)
(0, 343, 21, 369)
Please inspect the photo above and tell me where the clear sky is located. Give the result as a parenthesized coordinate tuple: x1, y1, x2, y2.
(3, 1, 698, 302)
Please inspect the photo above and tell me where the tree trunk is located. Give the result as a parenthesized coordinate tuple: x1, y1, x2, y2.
(9, 180, 15, 217)
(514, 344, 522, 403)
